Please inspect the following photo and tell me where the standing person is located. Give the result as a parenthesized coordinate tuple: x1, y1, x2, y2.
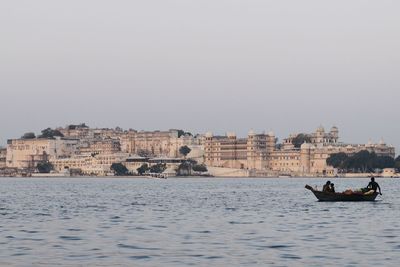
(367, 177, 382, 195)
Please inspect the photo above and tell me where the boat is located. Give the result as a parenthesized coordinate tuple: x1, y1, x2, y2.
(305, 185, 379, 202)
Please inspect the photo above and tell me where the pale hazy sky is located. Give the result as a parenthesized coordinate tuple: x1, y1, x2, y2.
(1, 0, 399, 153)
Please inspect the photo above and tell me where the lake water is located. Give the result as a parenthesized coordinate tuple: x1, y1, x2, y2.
(0, 177, 399, 267)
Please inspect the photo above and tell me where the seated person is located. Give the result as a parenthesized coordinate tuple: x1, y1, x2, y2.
(323, 181, 332, 192)
(330, 183, 335, 193)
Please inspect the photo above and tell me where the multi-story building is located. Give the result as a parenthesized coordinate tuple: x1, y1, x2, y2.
(6, 137, 79, 169)
(51, 152, 129, 176)
(282, 126, 339, 150)
(120, 129, 197, 158)
(270, 126, 395, 175)
(0, 148, 6, 169)
(57, 124, 199, 159)
(204, 130, 276, 170)
(204, 126, 395, 176)
(51, 153, 185, 176)
(79, 138, 121, 155)
(58, 124, 125, 142)
(57, 124, 92, 140)
(93, 128, 125, 140)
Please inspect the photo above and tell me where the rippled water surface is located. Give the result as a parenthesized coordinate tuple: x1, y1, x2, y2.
(0, 177, 399, 266)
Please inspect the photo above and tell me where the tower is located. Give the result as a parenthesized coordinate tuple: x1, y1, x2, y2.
(300, 143, 312, 174)
(330, 126, 339, 143)
(266, 131, 276, 153)
(204, 132, 214, 166)
(247, 130, 257, 170)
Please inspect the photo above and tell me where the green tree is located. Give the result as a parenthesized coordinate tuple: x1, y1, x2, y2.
(177, 130, 185, 138)
(327, 150, 395, 173)
(110, 163, 129, 176)
(149, 163, 167, 173)
(137, 163, 149, 175)
(21, 132, 36, 139)
(36, 162, 54, 173)
(292, 134, 312, 148)
(352, 150, 374, 172)
(177, 161, 192, 176)
(179, 145, 191, 158)
(177, 130, 192, 138)
(373, 156, 395, 170)
(192, 164, 208, 173)
(67, 123, 88, 130)
(395, 156, 400, 170)
(38, 128, 64, 139)
(326, 153, 348, 169)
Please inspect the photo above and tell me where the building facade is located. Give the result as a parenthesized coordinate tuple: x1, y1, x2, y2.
(0, 148, 6, 169)
(204, 126, 395, 176)
(6, 138, 79, 169)
(204, 131, 275, 170)
(270, 127, 395, 175)
(79, 138, 121, 155)
(51, 153, 129, 176)
(120, 129, 197, 158)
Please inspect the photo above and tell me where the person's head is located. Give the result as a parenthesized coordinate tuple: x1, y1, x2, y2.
(326, 181, 331, 185)
(371, 177, 375, 182)
(331, 183, 335, 187)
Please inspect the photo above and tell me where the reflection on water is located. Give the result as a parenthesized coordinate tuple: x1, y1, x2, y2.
(0, 177, 399, 266)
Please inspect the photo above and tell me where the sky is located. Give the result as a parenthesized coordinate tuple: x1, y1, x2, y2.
(1, 0, 399, 153)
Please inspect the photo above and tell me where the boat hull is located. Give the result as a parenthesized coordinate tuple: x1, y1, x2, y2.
(312, 191, 378, 202)
(305, 185, 378, 202)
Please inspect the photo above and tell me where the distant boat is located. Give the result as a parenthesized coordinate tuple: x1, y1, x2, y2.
(278, 174, 292, 178)
(305, 185, 379, 202)
(149, 173, 167, 179)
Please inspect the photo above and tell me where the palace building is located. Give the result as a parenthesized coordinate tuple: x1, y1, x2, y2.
(204, 130, 275, 170)
(0, 148, 6, 169)
(78, 138, 121, 155)
(6, 137, 79, 169)
(204, 126, 395, 176)
(119, 129, 198, 158)
(3, 125, 396, 177)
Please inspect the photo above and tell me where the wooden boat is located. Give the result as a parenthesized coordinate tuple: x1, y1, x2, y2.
(305, 185, 379, 202)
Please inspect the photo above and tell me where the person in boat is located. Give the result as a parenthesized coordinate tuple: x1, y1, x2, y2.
(366, 177, 382, 195)
(323, 181, 332, 192)
(330, 183, 335, 193)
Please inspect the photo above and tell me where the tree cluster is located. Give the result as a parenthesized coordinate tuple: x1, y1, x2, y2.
(292, 134, 312, 148)
(149, 163, 167, 174)
(36, 162, 54, 173)
(327, 150, 397, 173)
(176, 160, 208, 176)
(21, 132, 36, 139)
(192, 164, 208, 173)
(177, 161, 192, 176)
(137, 163, 149, 175)
(38, 128, 64, 139)
(110, 163, 129, 176)
(67, 123, 88, 130)
(396, 156, 400, 170)
(177, 130, 193, 138)
(179, 145, 191, 158)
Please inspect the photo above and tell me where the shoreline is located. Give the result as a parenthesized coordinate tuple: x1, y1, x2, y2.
(0, 175, 397, 179)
